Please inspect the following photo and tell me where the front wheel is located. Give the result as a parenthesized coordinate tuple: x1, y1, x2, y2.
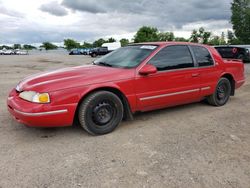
(78, 91, 124, 135)
(207, 78, 231, 106)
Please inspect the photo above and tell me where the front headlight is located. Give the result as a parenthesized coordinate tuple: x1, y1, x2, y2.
(19, 91, 50, 103)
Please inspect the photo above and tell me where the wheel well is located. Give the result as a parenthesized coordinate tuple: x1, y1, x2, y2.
(221, 74, 235, 96)
(73, 87, 133, 125)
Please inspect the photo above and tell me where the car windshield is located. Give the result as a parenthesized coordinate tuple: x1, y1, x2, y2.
(94, 45, 158, 68)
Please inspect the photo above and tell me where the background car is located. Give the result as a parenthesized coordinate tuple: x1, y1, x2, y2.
(69, 49, 83, 55)
(214, 45, 250, 63)
(89, 47, 109, 57)
(14, 50, 28, 55)
(3, 50, 14, 55)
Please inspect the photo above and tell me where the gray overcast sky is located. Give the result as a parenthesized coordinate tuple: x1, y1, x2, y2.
(0, 0, 233, 45)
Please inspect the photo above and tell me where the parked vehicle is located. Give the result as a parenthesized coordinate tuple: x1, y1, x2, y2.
(82, 48, 92, 55)
(69, 49, 83, 55)
(15, 50, 28, 55)
(214, 46, 250, 63)
(69, 48, 93, 55)
(102, 42, 121, 51)
(89, 47, 109, 57)
(3, 50, 14, 55)
(7, 42, 245, 135)
(89, 42, 121, 57)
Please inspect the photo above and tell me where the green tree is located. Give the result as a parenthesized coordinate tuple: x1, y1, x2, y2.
(190, 30, 199, 43)
(134, 26, 159, 43)
(41, 42, 58, 50)
(93, 38, 106, 47)
(158, 32, 175, 41)
(190, 27, 211, 44)
(81, 42, 93, 48)
(231, 0, 250, 44)
(107, 37, 116, 43)
(120, 38, 129, 47)
(64, 39, 80, 50)
(13, 44, 21, 49)
(23, 44, 36, 50)
(220, 32, 227, 45)
(209, 32, 227, 45)
(227, 30, 242, 44)
(0, 45, 12, 50)
(208, 36, 221, 45)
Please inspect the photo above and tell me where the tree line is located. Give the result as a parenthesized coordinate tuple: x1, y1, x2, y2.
(0, 44, 36, 50)
(62, 26, 243, 50)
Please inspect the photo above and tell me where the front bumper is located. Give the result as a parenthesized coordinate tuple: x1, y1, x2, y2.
(7, 89, 76, 127)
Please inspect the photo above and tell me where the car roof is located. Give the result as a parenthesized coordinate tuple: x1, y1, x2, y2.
(132, 42, 209, 47)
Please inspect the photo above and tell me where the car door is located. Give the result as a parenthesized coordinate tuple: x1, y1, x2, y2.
(190, 45, 220, 97)
(135, 45, 201, 111)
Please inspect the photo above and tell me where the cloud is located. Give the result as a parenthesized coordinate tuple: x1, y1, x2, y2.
(40, 1, 68, 16)
(62, 0, 232, 27)
(0, 3, 24, 18)
(0, 0, 233, 44)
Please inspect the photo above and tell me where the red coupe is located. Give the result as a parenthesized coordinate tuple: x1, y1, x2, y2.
(7, 42, 245, 135)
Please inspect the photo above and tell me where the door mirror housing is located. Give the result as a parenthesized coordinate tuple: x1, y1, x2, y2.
(139, 64, 157, 75)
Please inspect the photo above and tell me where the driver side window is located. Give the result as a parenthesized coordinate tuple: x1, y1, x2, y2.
(148, 45, 194, 71)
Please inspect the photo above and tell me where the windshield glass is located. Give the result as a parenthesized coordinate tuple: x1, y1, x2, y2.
(94, 45, 158, 68)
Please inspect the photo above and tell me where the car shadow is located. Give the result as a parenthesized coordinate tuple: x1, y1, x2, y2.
(9, 101, 211, 138)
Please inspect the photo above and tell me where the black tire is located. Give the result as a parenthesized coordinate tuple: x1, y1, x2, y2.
(91, 53, 97, 58)
(207, 78, 231, 106)
(78, 91, 124, 135)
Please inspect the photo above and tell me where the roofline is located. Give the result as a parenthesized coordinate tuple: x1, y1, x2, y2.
(129, 41, 211, 47)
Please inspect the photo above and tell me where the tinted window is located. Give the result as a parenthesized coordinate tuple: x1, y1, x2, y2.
(191, 46, 214, 67)
(148, 45, 194, 71)
(215, 47, 235, 58)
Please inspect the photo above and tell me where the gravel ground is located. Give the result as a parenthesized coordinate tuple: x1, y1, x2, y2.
(0, 53, 250, 188)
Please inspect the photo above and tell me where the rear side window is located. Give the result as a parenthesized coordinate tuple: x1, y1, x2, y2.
(148, 45, 194, 71)
(191, 46, 214, 67)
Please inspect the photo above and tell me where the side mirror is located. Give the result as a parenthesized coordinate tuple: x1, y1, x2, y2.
(139, 64, 157, 75)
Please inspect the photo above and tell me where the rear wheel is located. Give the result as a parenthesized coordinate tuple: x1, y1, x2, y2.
(207, 78, 231, 106)
(78, 91, 124, 135)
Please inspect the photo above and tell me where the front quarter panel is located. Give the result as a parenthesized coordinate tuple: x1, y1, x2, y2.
(50, 76, 137, 115)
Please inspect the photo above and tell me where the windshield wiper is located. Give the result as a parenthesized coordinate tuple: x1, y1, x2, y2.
(97, 62, 113, 67)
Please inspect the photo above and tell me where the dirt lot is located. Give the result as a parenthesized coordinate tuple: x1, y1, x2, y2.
(0, 53, 250, 188)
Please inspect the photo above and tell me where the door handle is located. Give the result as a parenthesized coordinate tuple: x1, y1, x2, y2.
(192, 73, 200, 77)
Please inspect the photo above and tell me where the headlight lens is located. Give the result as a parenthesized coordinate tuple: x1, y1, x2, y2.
(19, 91, 50, 103)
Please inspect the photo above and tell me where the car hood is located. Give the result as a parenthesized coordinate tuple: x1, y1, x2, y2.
(18, 65, 134, 92)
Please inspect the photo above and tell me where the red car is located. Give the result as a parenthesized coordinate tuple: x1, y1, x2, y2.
(7, 42, 245, 135)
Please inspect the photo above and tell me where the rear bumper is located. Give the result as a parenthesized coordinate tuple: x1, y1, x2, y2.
(7, 89, 77, 127)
